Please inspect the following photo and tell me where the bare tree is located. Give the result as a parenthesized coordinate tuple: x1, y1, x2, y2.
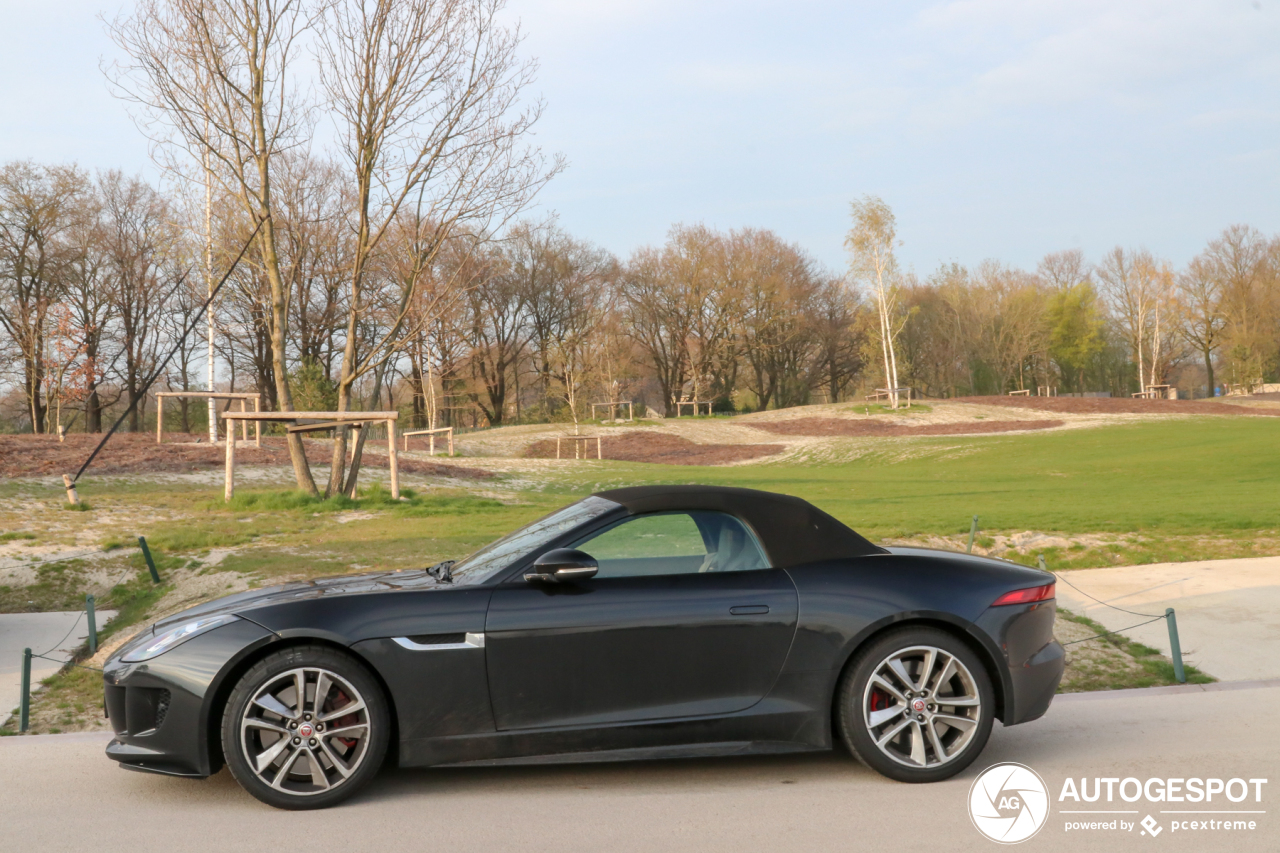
(734, 229, 819, 410)
(619, 243, 696, 416)
(1036, 249, 1090, 291)
(0, 162, 86, 432)
(100, 171, 175, 431)
(1201, 225, 1273, 389)
(1097, 247, 1155, 394)
(60, 181, 114, 432)
(108, 0, 322, 492)
(810, 276, 865, 403)
(846, 196, 903, 407)
(315, 0, 561, 494)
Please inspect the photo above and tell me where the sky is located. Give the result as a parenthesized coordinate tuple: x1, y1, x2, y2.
(1, 0, 1277, 275)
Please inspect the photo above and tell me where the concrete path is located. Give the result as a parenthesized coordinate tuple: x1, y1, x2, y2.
(0, 610, 116, 716)
(0, 682, 1276, 852)
(1054, 556, 1280, 681)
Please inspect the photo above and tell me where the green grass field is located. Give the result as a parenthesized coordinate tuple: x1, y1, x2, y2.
(559, 419, 1279, 539)
(2, 418, 1276, 587)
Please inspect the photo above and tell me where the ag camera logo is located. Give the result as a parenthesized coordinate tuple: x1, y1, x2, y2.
(969, 763, 1050, 844)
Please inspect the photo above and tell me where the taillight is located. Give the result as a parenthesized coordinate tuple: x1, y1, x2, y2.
(991, 582, 1055, 606)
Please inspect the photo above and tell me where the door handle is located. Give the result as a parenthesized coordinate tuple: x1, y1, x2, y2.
(730, 605, 770, 615)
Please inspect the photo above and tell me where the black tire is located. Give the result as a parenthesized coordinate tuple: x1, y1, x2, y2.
(222, 645, 390, 810)
(836, 627, 994, 783)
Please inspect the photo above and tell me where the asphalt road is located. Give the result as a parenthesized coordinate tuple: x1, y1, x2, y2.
(1055, 556, 1280, 681)
(1, 681, 1276, 852)
(0, 610, 116, 716)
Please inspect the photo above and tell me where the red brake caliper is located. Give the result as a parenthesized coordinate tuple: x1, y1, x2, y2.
(327, 689, 359, 749)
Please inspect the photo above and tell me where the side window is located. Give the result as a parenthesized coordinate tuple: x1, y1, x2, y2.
(573, 511, 770, 579)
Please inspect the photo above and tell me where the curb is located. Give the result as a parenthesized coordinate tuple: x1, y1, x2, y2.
(1055, 677, 1280, 702)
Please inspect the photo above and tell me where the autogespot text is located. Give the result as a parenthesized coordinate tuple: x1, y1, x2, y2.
(1058, 777, 1267, 837)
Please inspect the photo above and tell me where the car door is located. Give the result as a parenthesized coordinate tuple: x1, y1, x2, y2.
(484, 510, 798, 731)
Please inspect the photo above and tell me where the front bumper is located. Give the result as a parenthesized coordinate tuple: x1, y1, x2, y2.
(974, 599, 1065, 725)
(104, 618, 276, 777)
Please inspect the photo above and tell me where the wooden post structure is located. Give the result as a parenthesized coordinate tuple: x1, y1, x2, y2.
(221, 411, 398, 502)
(386, 418, 400, 500)
(224, 429, 236, 502)
(62, 474, 80, 506)
(157, 392, 262, 445)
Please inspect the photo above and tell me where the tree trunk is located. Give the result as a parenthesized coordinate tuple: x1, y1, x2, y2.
(1204, 346, 1215, 398)
(86, 387, 102, 433)
(261, 214, 317, 495)
(343, 366, 385, 498)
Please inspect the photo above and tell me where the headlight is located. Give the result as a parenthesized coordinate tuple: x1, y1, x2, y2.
(121, 614, 240, 662)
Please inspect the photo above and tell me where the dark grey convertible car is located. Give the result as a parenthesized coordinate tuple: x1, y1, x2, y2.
(103, 485, 1064, 809)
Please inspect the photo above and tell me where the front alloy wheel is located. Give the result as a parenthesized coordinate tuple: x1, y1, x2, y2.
(223, 647, 388, 809)
(838, 628, 994, 783)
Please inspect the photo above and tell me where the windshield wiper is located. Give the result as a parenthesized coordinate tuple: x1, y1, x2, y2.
(427, 560, 456, 584)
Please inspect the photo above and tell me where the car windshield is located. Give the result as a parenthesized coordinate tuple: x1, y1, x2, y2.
(448, 496, 621, 584)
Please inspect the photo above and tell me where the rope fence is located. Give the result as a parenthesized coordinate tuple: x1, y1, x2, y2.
(1035, 552, 1187, 683)
(12, 536, 165, 732)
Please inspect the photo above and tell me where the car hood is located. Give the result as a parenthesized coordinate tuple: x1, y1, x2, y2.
(152, 567, 452, 632)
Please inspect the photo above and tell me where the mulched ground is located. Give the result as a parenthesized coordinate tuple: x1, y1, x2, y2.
(751, 418, 1065, 437)
(525, 432, 785, 466)
(0, 433, 492, 479)
(952, 395, 1280, 416)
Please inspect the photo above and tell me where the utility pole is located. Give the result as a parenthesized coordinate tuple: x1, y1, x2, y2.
(204, 136, 218, 445)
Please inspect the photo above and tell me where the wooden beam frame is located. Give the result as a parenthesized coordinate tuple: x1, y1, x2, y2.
(402, 426, 454, 456)
(590, 401, 634, 423)
(219, 411, 399, 502)
(555, 434, 602, 460)
(157, 392, 261, 447)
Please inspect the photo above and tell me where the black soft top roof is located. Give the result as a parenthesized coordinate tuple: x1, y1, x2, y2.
(593, 485, 886, 567)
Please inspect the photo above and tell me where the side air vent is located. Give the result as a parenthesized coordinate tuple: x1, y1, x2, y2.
(407, 633, 466, 645)
(393, 633, 485, 651)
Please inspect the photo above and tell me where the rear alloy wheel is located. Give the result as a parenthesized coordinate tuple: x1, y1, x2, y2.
(837, 628, 994, 783)
(223, 646, 388, 809)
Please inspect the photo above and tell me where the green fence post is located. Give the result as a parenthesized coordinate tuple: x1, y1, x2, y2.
(967, 515, 979, 554)
(86, 594, 97, 654)
(19, 648, 31, 732)
(1165, 608, 1186, 683)
(138, 536, 160, 584)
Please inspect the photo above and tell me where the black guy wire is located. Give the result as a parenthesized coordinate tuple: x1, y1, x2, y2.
(33, 558, 150, 658)
(1052, 569, 1166, 619)
(0, 549, 104, 572)
(31, 653, 102, 673)
(1061, 616, 1166, 647)
(71, 217, 266, 485)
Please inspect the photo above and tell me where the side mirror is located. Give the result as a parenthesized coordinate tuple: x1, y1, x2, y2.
(525, 548, 598, 583)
